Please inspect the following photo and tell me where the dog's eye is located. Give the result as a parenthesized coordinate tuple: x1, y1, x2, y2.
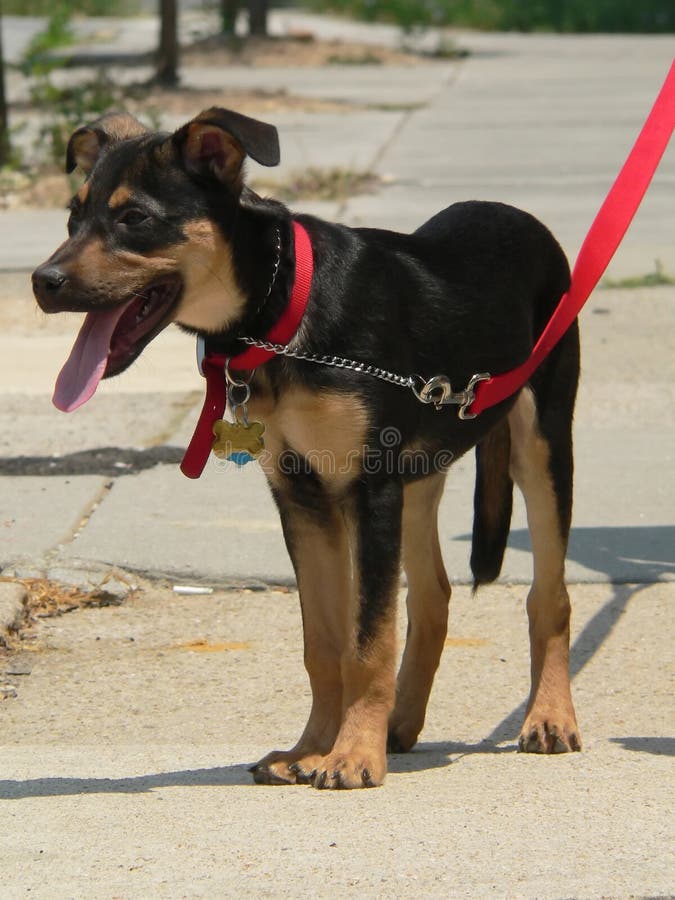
(116, 208, 151, 228)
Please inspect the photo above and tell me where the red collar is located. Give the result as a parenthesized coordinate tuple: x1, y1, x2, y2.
(180, 220, 313, 478)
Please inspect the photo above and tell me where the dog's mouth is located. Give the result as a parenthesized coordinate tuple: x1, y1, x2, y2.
(53, 277, 182, 412)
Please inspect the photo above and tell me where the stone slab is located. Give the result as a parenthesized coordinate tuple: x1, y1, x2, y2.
(56, 462, 290, 586)
(0, 393, 197, 458)
(0, 476, 107, 569)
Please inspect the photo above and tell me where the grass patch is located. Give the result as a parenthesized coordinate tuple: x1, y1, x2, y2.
(326, 51, 383, 65)
(601, 260, 675, 290)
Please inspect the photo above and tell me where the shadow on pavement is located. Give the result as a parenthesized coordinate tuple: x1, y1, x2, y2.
(508, 525, 675, 583)
(0, 446, 185, 477)
(4, 735, 669, 800)
(486, 582, 643, 744)
(609, 737, 675, 756)
(456, 525, 672, 745)
(389, 739, 515, 774)
(457, 525, 675, 583)
(1, 747, 511, 797)
(0, 764, 253, 800)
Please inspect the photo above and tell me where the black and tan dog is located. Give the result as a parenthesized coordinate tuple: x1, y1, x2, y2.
(32, 108, 581, 789)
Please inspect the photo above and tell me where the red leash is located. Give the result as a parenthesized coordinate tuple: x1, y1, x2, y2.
(469, 58, 675, 416)
(180, 220, 314, 479)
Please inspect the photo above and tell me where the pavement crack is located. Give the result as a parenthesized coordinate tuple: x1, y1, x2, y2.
(69, 479, 114, 544)
(42, 479, 115, 566)
(144, 392, 200, 448)
(338, 61, 464, 219)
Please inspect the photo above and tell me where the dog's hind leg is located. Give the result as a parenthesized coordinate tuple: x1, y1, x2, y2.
(509, 378, 581, 753)
(388, 472, 450, 752)
(251, 494, 352, 785)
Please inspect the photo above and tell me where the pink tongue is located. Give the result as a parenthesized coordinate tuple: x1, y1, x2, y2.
(53, 304, 130, 412)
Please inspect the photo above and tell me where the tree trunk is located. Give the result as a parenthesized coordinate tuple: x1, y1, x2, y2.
(0, 10, 10, 167)
(247, 0, 268, 37)
(157, 0, 179, 86)
(220, 0, 240, 36)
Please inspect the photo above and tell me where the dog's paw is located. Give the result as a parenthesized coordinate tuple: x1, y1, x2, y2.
(249, 750, 324, 786)
(310, 747, 386, 790)
(518, 713, 582, 754)
(387, 714, 422, 754)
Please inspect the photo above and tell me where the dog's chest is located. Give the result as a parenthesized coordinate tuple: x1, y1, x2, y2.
(250, 387, 369, 487)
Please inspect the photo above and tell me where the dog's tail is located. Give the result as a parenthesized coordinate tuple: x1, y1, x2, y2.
(470, 420, 513, 590)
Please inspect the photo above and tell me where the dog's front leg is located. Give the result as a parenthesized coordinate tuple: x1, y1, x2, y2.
(252, 475, 401, 788)
(251, 489, 352, 786)
(308, 476, 402, 789)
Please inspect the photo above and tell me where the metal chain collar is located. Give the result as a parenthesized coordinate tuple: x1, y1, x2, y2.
(238, 336, 490, 419)
(240, 336, 414, 388)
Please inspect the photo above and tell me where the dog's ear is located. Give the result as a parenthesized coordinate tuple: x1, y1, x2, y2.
(65, 112, 148, 175)
(173, 107, 280, 190)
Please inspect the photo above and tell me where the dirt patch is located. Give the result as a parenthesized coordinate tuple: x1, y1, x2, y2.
(123, 83, 355, 118)
(254, 167, 381, 202)
(181, 33, 435, 68)
(0, 576, 136, 654)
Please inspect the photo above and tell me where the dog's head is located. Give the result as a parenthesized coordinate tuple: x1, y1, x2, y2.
(32, 108, 280, 411)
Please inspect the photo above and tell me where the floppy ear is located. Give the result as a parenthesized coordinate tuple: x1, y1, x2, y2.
(65, 112, 148, 175)
(173, 107, 280, 190)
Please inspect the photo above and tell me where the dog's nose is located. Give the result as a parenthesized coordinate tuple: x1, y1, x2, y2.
(32, 266, 68, 298)
(32, 266, 67, 294)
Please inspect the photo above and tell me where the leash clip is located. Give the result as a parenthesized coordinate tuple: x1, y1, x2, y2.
(457, 372, 491, 419)
(413, 372, 490, 418)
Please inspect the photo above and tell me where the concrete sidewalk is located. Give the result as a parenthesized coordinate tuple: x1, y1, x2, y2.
(0, 23, 673, 900)
(1, 580, 672, 898)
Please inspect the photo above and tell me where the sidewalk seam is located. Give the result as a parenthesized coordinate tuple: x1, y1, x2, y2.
(46, 479, 115, 568)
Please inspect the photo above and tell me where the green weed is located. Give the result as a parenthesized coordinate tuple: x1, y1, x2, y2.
(601, 260, 675, 290)
(17, 4, 122, 166)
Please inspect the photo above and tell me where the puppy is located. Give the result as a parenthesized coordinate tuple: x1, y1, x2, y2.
(33, 108, 581, 789)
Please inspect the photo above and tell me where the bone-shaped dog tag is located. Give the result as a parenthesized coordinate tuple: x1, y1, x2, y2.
(212, 419, 265, 465)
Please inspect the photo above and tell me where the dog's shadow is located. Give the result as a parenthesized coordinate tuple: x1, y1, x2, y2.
(0, 742, 515, 799)
(0, 763, 253, 800)
(3, 736, 670, 798)
(389, 739, 514, 774)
